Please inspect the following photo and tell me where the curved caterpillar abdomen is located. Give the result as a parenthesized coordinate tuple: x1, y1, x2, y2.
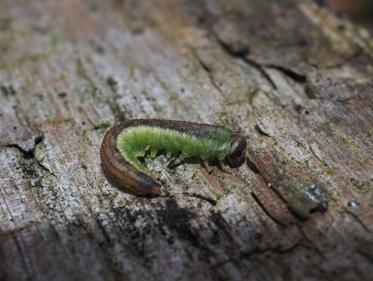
(100, 119, 247, 196)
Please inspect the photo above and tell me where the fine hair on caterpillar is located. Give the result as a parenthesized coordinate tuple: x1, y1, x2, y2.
(100, 119, 247, 196)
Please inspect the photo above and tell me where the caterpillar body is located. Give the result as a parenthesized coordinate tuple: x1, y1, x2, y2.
(100, 119, 247, 196)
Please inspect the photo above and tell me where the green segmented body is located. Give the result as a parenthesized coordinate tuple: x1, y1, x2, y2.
(100, 119, 247, 196)
(117, 125, 231, 172)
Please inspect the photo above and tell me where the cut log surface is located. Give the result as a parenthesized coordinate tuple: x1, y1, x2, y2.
(1, 1, 372, 280)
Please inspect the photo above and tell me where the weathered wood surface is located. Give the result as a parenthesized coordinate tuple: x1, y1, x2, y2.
(1, 1, 372, 280)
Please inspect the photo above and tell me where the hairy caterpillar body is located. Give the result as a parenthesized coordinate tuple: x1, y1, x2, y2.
(100, 119, 247, 196)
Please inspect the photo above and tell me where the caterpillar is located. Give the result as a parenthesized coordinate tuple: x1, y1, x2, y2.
(100, 119, 247, 196)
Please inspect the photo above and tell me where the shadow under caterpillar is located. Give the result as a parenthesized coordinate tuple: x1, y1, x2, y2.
(100, 119, 247, 196)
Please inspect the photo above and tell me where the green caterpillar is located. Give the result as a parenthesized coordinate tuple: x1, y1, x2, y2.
(100, 119, 247, 196)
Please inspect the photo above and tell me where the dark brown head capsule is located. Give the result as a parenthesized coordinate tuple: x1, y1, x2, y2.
(226, 134, 247, 167)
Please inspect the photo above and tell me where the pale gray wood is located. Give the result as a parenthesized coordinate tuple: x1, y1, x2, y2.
(1, 1, 372, 281)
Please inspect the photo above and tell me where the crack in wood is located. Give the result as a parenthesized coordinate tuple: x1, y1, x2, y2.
(182, 192, 217, 206)
(2, 135, 55, 177)
(265, 64, 307, 84)
(192, 50, 227, 98)
(214, 36, 278, 90)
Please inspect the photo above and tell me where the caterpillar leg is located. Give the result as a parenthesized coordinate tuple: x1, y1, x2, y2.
(167, 158, 178, 169)
(167, 154, 189, 169)
(167, 157, 185, 169)
(217, 160, 232, 174)
(128, 155, 148, 172)
(150, 149, 158, 159)
(201, 160, 215, 174)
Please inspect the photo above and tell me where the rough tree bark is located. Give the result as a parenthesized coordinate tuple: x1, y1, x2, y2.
(1, 0, 372, 280)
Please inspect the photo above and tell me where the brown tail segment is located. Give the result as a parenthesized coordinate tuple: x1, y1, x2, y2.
(100, 124, 161, 196)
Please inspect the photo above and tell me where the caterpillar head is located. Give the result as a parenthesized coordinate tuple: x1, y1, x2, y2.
(226, 134, 247, 167)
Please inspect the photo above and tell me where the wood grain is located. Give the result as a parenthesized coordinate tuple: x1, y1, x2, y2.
(1, 0, 372, 280)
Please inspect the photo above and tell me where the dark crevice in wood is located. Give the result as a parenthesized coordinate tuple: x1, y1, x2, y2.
(254, 124, 273, 139)
(182, 192, 217, 206)
(4, 135, 55, 176)
(245, 157, 260, 175)
(105, 76, 129, 122)
(161, 191, 217, 206)
(266, 64, 307, 84)
(210, 31, 309, 92)
(210, 31, 250, 58)
(0, 85, 16, 97)
(92, 122, 112, 130)
(304, 84, 319, 99)
(244, 58, 278, 89)
(3, 134, 43, 155)
(211, 34, 278, 90)
(192, 51, 227, 98)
